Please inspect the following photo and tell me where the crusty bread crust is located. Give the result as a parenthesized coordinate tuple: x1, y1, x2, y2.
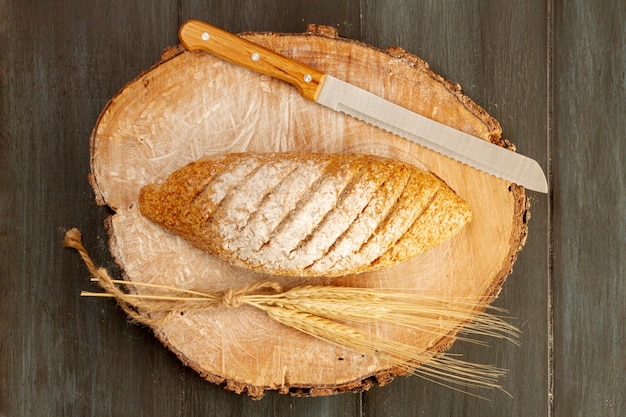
(139, 152, 471, 277)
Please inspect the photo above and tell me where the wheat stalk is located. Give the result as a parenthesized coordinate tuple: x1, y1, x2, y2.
(260, 286, 519, 345)
(259, 305, 510, 396)
(65, 228, 518, 396)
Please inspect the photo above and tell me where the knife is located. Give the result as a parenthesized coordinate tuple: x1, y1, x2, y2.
(178, 19, 548, 193)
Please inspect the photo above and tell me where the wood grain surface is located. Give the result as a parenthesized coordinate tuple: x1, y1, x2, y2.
(1, 1, 623, 416)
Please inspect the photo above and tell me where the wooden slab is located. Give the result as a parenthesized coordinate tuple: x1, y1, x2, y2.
(89, 25, 528, 398)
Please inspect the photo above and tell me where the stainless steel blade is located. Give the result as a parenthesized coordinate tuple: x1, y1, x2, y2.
(317, 76, 548, 193)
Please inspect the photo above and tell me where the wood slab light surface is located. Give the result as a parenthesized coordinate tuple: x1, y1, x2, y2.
(89, 26, 528, 398)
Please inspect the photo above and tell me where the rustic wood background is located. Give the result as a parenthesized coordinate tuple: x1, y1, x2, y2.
(1, 1, 623, 416)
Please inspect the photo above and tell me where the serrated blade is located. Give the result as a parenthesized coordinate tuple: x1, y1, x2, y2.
(317, 76, 547, 193)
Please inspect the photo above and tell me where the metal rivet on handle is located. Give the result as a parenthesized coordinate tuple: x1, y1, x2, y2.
(303, 74, 312, 83)
(201, 32, 210, 41)
(251, 53, 260, 61)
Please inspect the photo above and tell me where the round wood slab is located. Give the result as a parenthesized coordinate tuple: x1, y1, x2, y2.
(89, 25, 528, 398)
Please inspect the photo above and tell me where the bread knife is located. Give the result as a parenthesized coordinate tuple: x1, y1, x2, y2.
(178, 19, 548, 193)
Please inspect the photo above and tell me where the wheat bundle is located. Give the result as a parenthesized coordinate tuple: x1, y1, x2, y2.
(65, 228, 518, 396)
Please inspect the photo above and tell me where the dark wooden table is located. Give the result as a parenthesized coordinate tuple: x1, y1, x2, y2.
(1, 1, 624, 416)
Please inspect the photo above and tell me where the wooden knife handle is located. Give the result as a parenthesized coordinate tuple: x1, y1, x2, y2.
(179, 19, 326, 101)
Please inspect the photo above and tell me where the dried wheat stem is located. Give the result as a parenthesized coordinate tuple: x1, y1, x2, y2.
(259, 304, 509, 396)
(258, 286, 520, 344)
(65, 228, 518, 395)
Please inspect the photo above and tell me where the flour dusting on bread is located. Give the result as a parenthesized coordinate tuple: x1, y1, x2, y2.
(139, 152, 471, 277)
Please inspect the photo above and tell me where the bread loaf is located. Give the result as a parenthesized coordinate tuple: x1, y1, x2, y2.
(138, 152, 471, 277)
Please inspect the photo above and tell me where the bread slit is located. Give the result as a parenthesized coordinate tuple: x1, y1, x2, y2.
(188, 156, 228, 209)
(372, 187, 441, 267)
(256, 155, 359, 271)
(256, 155, 342, 253)
(305, 162, 396, 275)
(198, 155, 263, 227)
(325, 167, 415, 274)
(214, 159, 302, 249)
(222, 158, 313, 263)
(249, 156, 331, 251)
(285, 156, 373, 271)
(206, 160, 266, 226)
